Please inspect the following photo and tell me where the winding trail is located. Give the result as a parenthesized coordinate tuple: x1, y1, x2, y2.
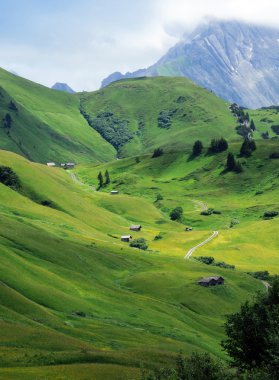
(67, 170, 96, 190)
(184, 231, 219, 260)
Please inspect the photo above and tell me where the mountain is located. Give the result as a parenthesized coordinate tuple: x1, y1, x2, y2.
(0, 68, 115, 163)
(81, 76, 237, 157)
(101, 20, 279, 109)
(51, 82, 76, 93)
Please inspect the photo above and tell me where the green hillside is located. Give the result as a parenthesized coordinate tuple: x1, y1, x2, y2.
(0, 68, 116, 164)
(80, 76, 239, 157)
(0, 149, 264, 379)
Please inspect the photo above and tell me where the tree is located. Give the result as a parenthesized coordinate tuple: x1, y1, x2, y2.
(97, 171, 103, 189)
(130, 238, 148, 250)
(170, 207, 183, 221)
(222, 277, 279, 375)
(152, 148, 164, 158)
(192, 140, 203, 157)
(234, 161, 243, 173)
(250, 119, 256, 131)
(104, 170, 110, 185)
(8, 100, 18, 111)
(0, 166, 21, 190)
(226, 152, 236, 171)
(240, 139, 256, 157)
(208, 138, 228, 153)
(3, 113, 12, 129)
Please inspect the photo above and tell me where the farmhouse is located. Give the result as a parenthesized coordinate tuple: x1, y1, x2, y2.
(121, 235, 132, 242)
(130, 225, 142, 232)
(198, 276, 224, 287)
(60, 163, 75, 169)
(111, 190, 119, 195)
(47, 162, 56, 167)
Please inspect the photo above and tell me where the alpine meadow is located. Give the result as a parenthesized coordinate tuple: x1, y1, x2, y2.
(0, 2, 279, 379)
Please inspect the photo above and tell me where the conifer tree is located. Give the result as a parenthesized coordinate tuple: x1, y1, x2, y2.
(97, 171, 103, 189)
(104, 170, 110, 185)
(192, 140, 203, 157)
(226, 152, 236, 171)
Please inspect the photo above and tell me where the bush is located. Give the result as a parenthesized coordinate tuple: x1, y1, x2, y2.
(130, 238, 148, 250)
(157, 109, 176, 129)
(269, 152, 279, 159)
(208, 138, 228, 153)
(196, 256, 235, 270)
(155, 194, 163, 202)
(152, 148, 164, 158)
(240, 139, 256, 157)
(247, 271, 270, 281)
(0, 166, 21, 190)
(192, 140, 203, 157)
(263, 211, 278, 219)
(196, 256, 215, 265)
(154, 234, 163, 241)
(170, 207, 183, 221)
(201, 208, 214, 216)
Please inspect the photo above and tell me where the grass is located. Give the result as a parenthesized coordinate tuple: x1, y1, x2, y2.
(0, 149, 265, 379)
(80, 76, 239, 157)
(0, 68, 116, 164)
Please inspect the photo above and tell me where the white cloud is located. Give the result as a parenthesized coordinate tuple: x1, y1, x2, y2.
(2, 0, 279, 91)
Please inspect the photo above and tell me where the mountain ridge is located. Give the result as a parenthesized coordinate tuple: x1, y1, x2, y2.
(101, 20, 279, 108)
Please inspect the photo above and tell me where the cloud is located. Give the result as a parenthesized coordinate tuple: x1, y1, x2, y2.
(1, 0, 279, 90)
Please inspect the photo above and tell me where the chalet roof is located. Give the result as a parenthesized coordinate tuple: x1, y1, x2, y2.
(198, 276, 224, 283)
(121, 235, 132, 239)
(130, 225, 142, 228)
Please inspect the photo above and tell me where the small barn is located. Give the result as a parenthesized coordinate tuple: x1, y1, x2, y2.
(111, 190, 119, 195)
(198, 276, 224, 287)
(185, 227, 193, 231)
(121, 235, 132, 242)
(47, 162, 56, 167)
(66, 162, 75, 169)
(130, 225, 142, 232)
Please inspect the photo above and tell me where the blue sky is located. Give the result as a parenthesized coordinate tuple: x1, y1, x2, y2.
(0, 0, 278, 90)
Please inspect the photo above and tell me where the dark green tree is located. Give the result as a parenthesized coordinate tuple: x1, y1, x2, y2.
(250, 119, 256, 131)
(152, 148, 164, 158)
(222, 277, 279, 374)
(8, 100, 18, 111)
(0, 166, 21, 190)
(240, 139, 256, 157)
(104, 170, 110, 185)
(97, 171, 103, 189)
(226, 152, 236, 171)
(192, 140, 203, 157)
(209, 138, 228, 153)
(130, 238, 148, 251)
(3, 113, 12, 129)
(170, 207, 183, 221)
(234, 161, 243, 173)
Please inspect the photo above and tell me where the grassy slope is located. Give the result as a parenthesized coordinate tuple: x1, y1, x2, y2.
(0, 68, 116, 164)
(80, 76, 238, 157)
(77, 139, 279, 274)
(0, 150, 262, 379)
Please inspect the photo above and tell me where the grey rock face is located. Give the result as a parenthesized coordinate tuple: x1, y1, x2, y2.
(102, 20, 279, 108)
(51, 82, 75, 94)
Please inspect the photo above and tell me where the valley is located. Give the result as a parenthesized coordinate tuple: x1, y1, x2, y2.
(0, 70, 278, 379)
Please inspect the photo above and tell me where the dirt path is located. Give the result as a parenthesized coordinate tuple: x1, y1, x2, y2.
(191, 199, 208, 212)
(67, 170, 96, 190)
(185, 231, 219, 260)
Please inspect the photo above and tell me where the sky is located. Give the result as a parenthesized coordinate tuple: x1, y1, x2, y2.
(0, 0, 279, 91)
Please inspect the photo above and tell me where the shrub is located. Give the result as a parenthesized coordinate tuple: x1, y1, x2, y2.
(208, 138, 228, 153)
(157, 109, 176, 129)
(271, 124, 279, 135)
(240, 139, 256, 157)
(234, 161, 243, 173)
(156, 194, 163, 202)
(154, 234, 163, 241)
(201, 208, 214, 216)
(269, 152, 279, 159)
(152, 148, 164, 158)
(196, 256, 215, 265)
(247, 271, 270, 281)
(192, 140, 203, 157)
(130, 238, 148, 250)
(263, 211, 278, 219)
(170, 207, 183, 221)
(0, 166, 21, 190)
